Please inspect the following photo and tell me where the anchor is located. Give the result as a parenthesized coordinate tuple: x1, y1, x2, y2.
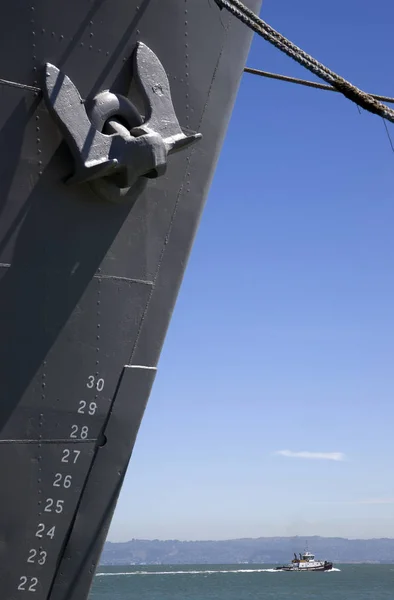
(42, 42, 202, 203)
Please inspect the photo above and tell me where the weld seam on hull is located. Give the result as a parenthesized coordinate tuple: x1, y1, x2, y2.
(0, 78, 40, 93)
(124, 364, 157, 370)
(0, 438, 97, 444)
(93, 274, 154, 286)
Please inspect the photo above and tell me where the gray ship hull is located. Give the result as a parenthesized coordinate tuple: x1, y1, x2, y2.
(0, 0, 261, 598)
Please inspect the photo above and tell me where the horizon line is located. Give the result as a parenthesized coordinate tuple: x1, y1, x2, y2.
(106, 534, 394, 544)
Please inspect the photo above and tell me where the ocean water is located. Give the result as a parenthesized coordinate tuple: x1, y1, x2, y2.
(89, 564, 394, 600)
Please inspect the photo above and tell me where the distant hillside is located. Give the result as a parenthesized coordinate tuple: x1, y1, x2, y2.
(100, 536, 394, 565)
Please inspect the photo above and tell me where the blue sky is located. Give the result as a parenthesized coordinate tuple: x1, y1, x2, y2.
(107, 0, 394, 541)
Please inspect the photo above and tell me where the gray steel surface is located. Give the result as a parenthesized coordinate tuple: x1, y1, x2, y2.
(0, 0, 261, 598)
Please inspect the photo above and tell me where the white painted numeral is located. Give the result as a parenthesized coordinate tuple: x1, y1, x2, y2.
(78, 400, 86, 413)
(53, 473, 72, 488)
(44, 498, 64, 513)
(27, 549, 36, 563)
(87, 375, 105, 391)
(35, 523, 56, 539)
(88, 402, 97, 415)
(44, 498, 53, 512)
(18, 576, 38, 592)
(61, 449, 80, 463)
(78, 400, 97, 415)
(27, 549, 47, 566)
(18, 576, 27, 590)
(70, 425, 89, 439)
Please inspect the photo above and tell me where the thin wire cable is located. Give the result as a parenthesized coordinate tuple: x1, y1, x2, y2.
(244, 67, 394, 105)
(382, 118, 394, 154)
(216, 0, 394, 123)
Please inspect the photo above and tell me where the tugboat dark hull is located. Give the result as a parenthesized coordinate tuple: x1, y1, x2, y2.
(276, 561, 334, 572)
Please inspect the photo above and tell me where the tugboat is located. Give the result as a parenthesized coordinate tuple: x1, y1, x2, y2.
(276, 546, 334, 572)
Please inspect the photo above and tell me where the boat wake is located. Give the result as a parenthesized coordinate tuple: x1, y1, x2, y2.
(96, 568, 287, 576)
